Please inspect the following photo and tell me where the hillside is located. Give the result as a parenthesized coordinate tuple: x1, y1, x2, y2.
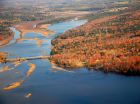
(50, 1, 140, 75)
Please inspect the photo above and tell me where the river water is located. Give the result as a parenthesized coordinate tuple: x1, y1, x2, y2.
(0, 20, 140, 104)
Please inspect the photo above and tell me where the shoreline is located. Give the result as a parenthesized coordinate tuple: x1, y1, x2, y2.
(0, 30, 14, 47)
(0, 20, 49, 47)
(0, 20, 52, 62)
(13, 20, 54, 38)
(0, 18, 79, 47)
(50, 13, 140, 75)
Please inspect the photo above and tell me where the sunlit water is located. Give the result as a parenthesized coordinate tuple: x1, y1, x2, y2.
(0, 20, 140, 104)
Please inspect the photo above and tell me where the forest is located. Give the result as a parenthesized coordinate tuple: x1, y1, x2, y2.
(50, 0, 140, 75)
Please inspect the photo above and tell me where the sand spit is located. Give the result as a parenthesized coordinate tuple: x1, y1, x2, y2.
(14, 20, 53, 38)
(26, 63, 36, 77)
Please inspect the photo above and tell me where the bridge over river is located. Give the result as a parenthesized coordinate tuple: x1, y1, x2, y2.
(5, 56, 50, 62)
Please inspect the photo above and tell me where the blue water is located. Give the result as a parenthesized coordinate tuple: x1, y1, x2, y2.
(0, 20, 140, 104)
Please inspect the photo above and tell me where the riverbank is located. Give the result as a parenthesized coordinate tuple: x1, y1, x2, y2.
(0, 33, 14, 47)
(0, 20, 52, 47)
(14, 20, 54, 38)
(50, 10, 140, 75)
(0, 36, 13, 46)
(0, 20, 53, 63)
(0, 30, 14, 62)
(0, 52, 8, 63)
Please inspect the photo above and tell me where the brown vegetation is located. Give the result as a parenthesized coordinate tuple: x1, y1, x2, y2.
(0, 19, 13, 46)
(0, 52, 7, 63)
(50, 8, 140, 75)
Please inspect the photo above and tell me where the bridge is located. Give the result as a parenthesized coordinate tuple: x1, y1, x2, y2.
(5, 56, 50, 63)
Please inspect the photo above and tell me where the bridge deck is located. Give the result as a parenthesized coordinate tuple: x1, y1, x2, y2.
(5, 56, 50, 62)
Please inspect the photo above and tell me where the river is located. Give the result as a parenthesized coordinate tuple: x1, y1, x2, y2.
(0, 20, 140, 104)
